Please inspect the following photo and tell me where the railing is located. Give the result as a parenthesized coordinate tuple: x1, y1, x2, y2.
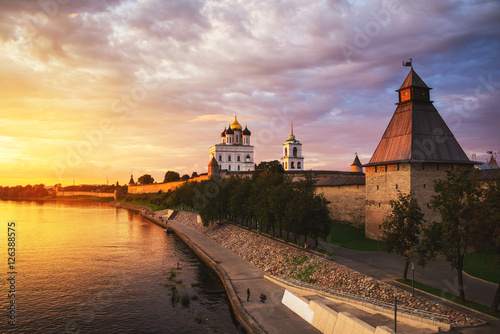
(272, 275, 450, 325)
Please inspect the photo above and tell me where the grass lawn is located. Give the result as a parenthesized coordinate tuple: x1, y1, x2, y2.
(396, 278, 499, 319)
(321, 222, 381, 251)
(42, 196, 115, 203)
(463, 251, 499, 284)
(118, 199, 168, 211)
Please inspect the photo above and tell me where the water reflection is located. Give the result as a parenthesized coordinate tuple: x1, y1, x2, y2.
(0, 200, 238, 334)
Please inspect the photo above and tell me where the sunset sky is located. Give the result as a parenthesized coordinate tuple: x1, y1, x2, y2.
(1, 0, 499, 186)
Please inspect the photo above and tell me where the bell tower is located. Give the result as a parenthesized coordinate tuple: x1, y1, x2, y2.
(281, 121, 304, 171)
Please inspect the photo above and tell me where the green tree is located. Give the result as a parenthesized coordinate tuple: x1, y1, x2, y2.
(228, 176, 252, 224)
(163, 171, 181, 183)
(269, 180, 293, 238)
(168, 181, 198, 209)
(138, 174, 154, 185)
(249, 162, 286, 232)
(381, 192, 424, 281)
(196, 178, 230, 226)
(253, 160, 284, 179)
(419, 167, 483, 302)
(181, 174, 190, 181)
(307, 193, 332, 249)
(191, 171, 199, 178)
(470, 175, 500, 312)
(284, 172, 320, 244)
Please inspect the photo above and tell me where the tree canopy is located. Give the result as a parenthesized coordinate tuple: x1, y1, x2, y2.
(163, 171, 181, 183)
(469, 174, 500, 311)
(138, 174, 154, 185)
(381, 191, 424, 280)
(418, 167, 483, 302)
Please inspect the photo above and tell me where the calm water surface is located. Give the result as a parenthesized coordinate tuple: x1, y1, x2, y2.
(0, 200, 240, 333)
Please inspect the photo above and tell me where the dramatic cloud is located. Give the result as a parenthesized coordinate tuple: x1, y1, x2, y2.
(0, 0, 499, 186)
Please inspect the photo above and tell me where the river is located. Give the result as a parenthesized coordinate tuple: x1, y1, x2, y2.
(0, 200, 240, 333)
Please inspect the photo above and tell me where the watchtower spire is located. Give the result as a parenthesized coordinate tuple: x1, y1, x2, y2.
(367, 67, 469, 165)
(288, 121, 295, 141)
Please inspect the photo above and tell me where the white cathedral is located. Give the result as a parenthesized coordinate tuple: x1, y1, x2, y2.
(209, 116, 255, 172)
(209, 116, 305, 173)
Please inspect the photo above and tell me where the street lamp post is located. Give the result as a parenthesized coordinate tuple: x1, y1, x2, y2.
(412, 261, 415, 297)
(377, 225, 381, 251)
(394, 287, 397, 333)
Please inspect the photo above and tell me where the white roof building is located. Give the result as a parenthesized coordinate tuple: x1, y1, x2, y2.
(209, 116, 255, 172)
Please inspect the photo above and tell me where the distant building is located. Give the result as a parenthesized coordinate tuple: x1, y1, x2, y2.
(209, 116, 255, 172)
(475, 154, 499, 170)
(281, 121, 304, 171)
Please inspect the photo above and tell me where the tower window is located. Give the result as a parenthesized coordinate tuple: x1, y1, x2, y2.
(378, 203, 381, 207)
(291, 161, 295, 169)
(293, 147, 298, 157)
(423, 184, 426, 188)
(228, 165, 231, 171)
(246, 154, 250, 161)
(284, 148, 288, 157)
(228, 155, 231, 162)
(297, 161, 301, 169)
(397, 164, 400, 171)
(395, 184, 398, 189)
(285, 162, 288, 169)
(219, 155, 222, 161)
(238, 165, 240, 171)
(385, 165, 387, 172)
(376, 185, 379, 190)
(237, 155, 241, 162)
(375, 166, 378, 173)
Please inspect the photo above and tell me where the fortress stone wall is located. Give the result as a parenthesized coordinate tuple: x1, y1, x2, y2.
(316, 184, 366, 227)
(128, 174, 210, 194)
(365, 163, 411, 239)
(55, 190, 114, 197)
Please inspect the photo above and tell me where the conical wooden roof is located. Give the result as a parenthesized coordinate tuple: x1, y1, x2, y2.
(366, 69, 471, 166)
(399, 68, 428, 90)
(351, 154, 362, 166)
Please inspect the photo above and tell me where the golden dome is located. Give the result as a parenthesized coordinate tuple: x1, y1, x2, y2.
(230, 116, 242, 131)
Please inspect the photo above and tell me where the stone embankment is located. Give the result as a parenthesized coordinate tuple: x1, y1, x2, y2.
(173, 211, 479, 327)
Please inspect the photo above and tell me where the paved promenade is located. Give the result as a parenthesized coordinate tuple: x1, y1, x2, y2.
(167, 220, 321, 334)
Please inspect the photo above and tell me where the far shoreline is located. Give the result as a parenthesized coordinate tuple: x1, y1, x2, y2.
(0, 196, 115, 203)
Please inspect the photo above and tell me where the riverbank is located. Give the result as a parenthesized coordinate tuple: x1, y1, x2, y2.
(111, 202, 320, 333)
(172, 211, 481, 328)
(110, 202, 484, 331)
(1, 196, 114, 203)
